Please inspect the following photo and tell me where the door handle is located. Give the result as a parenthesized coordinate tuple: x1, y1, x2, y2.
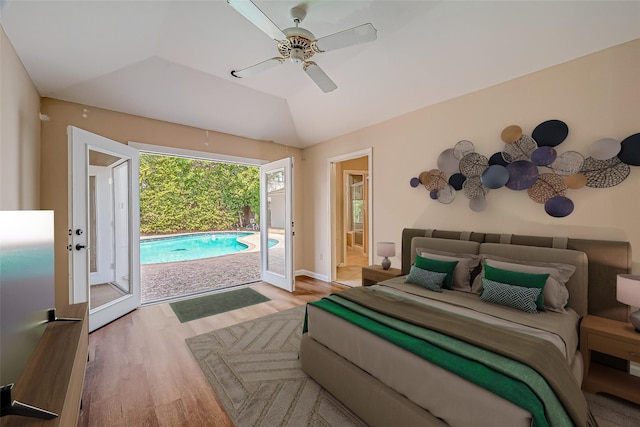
(75, 244, 87, 251)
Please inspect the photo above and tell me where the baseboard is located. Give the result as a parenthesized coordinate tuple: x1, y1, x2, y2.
(295, 269, 329, 282)
(631, 362, 640, 377)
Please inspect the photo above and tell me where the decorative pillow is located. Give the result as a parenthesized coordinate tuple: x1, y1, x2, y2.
(416, 248, 480, 292)
(471, 256, 574, 313)
(480, 278, 541, 314)
(414, 255, 458, 290)
(404, 266, 448, 292)
(483, 264, 549, 311)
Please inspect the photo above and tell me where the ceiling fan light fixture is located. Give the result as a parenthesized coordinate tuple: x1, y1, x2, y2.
(290, 48, 305, 64)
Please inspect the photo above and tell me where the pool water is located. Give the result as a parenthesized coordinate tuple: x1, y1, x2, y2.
(140, 232, 276, 264)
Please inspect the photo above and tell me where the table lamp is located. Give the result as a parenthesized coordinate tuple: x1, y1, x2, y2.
(377, 242, 395, 270)
(617, 274, 640, 332)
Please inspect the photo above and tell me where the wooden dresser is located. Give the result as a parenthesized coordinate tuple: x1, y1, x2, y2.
(2, 303, 88, 427)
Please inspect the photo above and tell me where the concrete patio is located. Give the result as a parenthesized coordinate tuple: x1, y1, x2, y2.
(140, 231, 282, 303)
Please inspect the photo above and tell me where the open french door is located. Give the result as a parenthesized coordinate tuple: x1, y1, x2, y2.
(68, 126, 140, 332)
(260, 157, 294, 291)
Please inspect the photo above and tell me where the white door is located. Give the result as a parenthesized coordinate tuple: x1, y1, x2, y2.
(68, 126, 140, 332)
(260, 157, 294, 291)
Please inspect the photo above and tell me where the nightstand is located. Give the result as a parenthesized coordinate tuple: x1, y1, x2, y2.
(580, 315, 640, 404)
(361, 265, 403, 286)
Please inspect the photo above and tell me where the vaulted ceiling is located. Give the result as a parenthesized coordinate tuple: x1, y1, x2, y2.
(2, 1, 639, 148)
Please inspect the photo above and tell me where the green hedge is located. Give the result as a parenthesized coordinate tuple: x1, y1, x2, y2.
(139, 154, 259, 234)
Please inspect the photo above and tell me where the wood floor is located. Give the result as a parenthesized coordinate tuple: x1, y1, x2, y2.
(77, 277, 347, 427)
(335, 246, 369, 287)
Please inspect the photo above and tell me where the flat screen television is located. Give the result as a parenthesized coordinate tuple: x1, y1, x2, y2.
(0, 210, 56, 417)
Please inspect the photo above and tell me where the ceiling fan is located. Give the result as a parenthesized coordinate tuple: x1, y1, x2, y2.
(227, 0, 377, 93)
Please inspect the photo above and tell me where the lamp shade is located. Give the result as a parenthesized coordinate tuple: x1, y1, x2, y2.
(377, 242, 395, 258)
(617, 274, 640, 307)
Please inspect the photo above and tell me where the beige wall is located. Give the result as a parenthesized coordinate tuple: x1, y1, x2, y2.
(40, 99, 303, 308)
(301, 38, 640, 277)
(0, 26, 41, 210)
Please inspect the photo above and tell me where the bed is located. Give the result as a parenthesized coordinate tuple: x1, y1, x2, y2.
(300, 228, 631, 427)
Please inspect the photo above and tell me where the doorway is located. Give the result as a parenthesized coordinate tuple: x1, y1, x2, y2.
(328, 150, 372, 287)
(129, 142, 294, 302)
(69, 127, 140, 333)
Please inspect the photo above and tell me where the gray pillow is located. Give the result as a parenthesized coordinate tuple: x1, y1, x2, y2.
(417, 248, 480, 292)
(405, 265, 448, 292)
(471, 256, 575, 313)
(480, 278, 541, 314)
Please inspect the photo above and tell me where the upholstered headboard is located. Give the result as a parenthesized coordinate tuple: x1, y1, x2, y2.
(401, 228, 631, 321)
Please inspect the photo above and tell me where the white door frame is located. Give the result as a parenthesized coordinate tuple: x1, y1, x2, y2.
(260, 157, 295, 291)
(68, 126, 140, 332)
(327, 148, 373, 283)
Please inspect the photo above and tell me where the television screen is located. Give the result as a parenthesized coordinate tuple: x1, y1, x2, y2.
(0, 211, 55, 387)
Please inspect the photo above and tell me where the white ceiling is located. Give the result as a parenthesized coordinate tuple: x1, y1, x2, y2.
(2, 1, 639, 148)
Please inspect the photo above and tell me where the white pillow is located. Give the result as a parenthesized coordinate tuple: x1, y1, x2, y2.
(471, 256, 575, 313)
(417, 248, 480, 292)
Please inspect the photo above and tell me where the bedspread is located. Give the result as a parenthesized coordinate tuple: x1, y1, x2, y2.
(305, 286, 596, 427)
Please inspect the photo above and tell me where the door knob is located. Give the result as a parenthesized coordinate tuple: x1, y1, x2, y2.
(75, 244, 87, 250)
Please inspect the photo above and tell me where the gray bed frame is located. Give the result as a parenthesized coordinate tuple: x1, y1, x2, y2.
(300, 228, 631, 427)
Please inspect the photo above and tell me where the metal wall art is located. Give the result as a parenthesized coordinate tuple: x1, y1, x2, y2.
(410, 119, 640, 218)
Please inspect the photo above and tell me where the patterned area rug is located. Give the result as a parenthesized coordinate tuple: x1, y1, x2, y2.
(185, 305, 366, 427)
(186, 305, 640, 427)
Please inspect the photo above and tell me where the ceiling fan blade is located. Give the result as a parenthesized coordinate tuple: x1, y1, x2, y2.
(231, 57, 284, 78)
(314, 23, 377, 52)
(227, 0, 286, 40)
(303, 62, 337, 93)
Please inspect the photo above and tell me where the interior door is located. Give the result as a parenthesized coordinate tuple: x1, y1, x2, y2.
(260, 157, 294, 291)
(68, 126, 140, 332)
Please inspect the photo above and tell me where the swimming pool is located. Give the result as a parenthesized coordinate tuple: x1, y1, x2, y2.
(140, 232, 276, 264)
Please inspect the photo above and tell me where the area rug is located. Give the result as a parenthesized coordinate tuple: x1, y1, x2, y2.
(186, 304, 640, 427)
(185, 305, 366, 426)
(170, 287, 270, 323)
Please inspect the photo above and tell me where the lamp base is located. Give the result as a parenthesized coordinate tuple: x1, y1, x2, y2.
(381, 257, 391, 270)
(631, 309, 640, 333)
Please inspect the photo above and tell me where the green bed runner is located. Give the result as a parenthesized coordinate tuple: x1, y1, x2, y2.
(305, 295, 573, 427)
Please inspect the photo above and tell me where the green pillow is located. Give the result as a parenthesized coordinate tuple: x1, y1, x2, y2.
(484, 264, 549, 311)
(405, 266, 448, 292)
(414, 255, 458, 290)
(480, 278, 541, 314)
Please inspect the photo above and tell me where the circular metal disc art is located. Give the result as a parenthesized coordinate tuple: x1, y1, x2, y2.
(459, 152, 489, 177)
(469, 196, 488, 212)
(549, 151, 584, 176)
(527, 173, 567, 204)
(424, 169, 448, 191)
(463, 176, 489, 199)
(545, 196, 574, 218)
(501, 125, 523, 143)
(489, 152, 509, 167)
(481, 165, 509, 189)
(437, 148, 460, 175)
(437, 185, 456, 204)
(505, 160, 539, 191)
(581, 157, 630, 188)
(502, 135, 537, 162)
(588, 138, 620, 160)
(454, 140, 475, 160)
(564, 173, 587, 189)
(410, 177, 420, 188)
(419, 171, 431, 186)
(448, 173, 467, 191)
(532, 120, 569, 147)
(617, 132, 640, 166)
(531, 146, 557, 166)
